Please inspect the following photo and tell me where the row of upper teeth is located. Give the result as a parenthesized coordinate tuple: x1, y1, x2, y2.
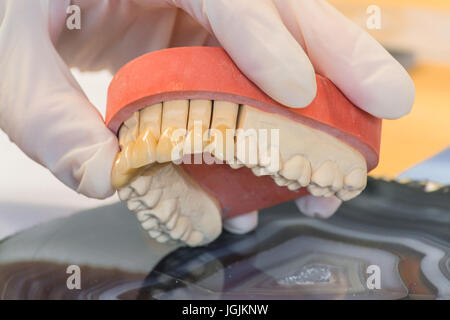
(113, 99, 368, 201)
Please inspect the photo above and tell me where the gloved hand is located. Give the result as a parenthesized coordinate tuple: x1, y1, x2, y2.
(0, 0, 414, 224)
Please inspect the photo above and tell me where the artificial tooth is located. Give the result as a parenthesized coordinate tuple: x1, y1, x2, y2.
(137, 210, 151, 222)
(311, 161, 339, 188)
(118, 126, 129, 150)
(127, 198, 147, 212)
(185, 100, 212, 155)
(331, 169, 344, 191)
(208, 101, 239, 162)
(138, 188, 163, 208)
(307, 184, 329, 197)
(169, 216, 190, 240)
(258, 146, 281, 175)
(251, 166, 270, 177)
(111, 167, 138, 190)
(114, 145, 134, 174)
(344, 168, 367, 190)
(280, 155, 311, 182)
(298, 161, 312, 186)
(228, 161, 244, 169)
(130, 129, 157, 168)
(139, 103, 162, 140)
(273, 175, 290, 187)
(118, 111, 140, 149)
(166, 213, 178, 230)
(156, 234, 170, 243)
(156, 100, 189, 163)
(111, 142, 143, 189)
(180, 224, 193, 242)
(235, 129, 259, 168)
(151, 199, 177, 223)
(287, 182, 301, 191)
(235, 106, 262, 168)
(336, 189, 363, 201)
(118, 186, 135, 201)
(186, 231, 204, 247)
(129, 175, 152, 196)
(148, 230, 161, 238)
(142, 217, 158, 230)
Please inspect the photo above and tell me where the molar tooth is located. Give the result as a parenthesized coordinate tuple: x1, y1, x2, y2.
(345, 168, 367, 190)
(307, 184, 329, 197)
(169, 216, 190, 240)
(336, 189, 363, 201)
(156, 100, 189, 163)
(129, 175, 152, 196)
(150, 199, 177, 223)
(141, 217, 158, 230)
(311, 161, 338, 187)
(280, 155, 311, 181)
(208, 101, 239, 162)
(186, 231, 204, 247)
(139, 103, 162, 141)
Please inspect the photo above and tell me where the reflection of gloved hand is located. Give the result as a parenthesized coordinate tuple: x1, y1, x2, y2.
(0, 0, 413, 217)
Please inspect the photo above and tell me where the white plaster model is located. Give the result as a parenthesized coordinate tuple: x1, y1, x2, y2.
(112, 100, 368, 247)
(119, 163, 222, 247)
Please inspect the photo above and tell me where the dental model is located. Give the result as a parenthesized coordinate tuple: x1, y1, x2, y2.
(106, 47, 381, 247)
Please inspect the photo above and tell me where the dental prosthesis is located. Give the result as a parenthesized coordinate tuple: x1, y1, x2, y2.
(105, 47, 382, 247)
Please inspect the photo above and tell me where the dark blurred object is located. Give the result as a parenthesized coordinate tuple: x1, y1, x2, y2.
(0, 176, 448, 300)
(388, 48, 416, 70)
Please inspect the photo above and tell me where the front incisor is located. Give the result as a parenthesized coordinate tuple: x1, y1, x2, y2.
(207, 101, 239, 162)
(185, 100, 212, 155)
(156, 100, 189, 163)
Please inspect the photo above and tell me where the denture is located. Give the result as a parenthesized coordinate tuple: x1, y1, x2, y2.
(106, 47, 382, 247)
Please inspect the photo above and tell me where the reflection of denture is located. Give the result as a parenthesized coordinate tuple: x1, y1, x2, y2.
(106, 47, 382, 247)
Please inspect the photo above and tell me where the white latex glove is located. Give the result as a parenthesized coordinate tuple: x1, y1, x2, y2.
(0, 0, 414, 211)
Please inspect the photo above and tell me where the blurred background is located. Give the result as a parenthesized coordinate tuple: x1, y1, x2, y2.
(0, 0, 449, 239)
(330, 0, 450, 178)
